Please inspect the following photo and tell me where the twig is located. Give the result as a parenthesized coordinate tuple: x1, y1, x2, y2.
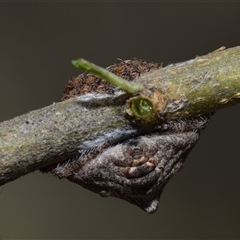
(0, 46, 239, 187)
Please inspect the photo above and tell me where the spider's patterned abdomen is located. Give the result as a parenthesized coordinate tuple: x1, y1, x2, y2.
(48, 59, 211, 213)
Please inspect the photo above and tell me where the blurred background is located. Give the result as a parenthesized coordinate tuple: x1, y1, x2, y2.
(0, 2, 240, 239)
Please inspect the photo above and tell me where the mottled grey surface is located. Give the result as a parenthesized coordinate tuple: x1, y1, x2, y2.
(51, 116, 210, 214)
(0, 2, 240, 239)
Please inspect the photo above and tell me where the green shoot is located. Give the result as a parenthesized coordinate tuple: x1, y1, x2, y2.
(72, 58, 142, 94)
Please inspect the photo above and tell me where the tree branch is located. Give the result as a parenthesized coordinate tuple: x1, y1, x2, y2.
(0, 46, 240, 187)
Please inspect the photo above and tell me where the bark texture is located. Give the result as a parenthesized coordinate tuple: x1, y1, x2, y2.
(0, 46, 239, 186)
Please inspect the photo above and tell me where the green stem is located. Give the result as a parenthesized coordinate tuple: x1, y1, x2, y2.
(72, 58, 142, 94)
